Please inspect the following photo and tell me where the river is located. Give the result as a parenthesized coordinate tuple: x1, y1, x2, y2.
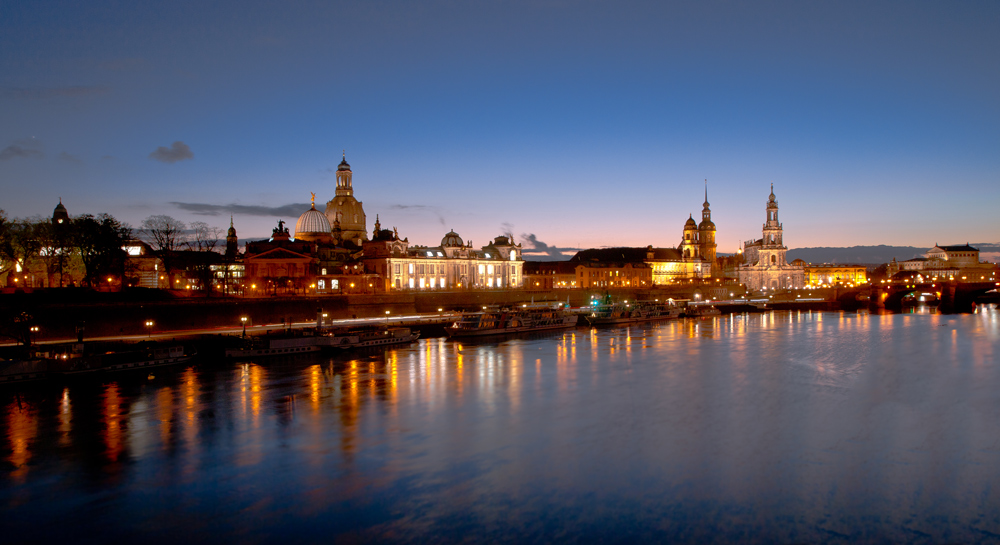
(2, 310, 999, 544)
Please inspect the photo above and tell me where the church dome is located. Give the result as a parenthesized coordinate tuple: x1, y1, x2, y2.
(699, 219, 716, 230)
(295, 205, 332, 237)
(52, 199, 69, 224)
(684, 215, 697, 230)
(338, 156, 351, 172)
(441, 230, 464, 247)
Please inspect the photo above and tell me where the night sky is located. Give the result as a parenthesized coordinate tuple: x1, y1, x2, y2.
(2, 1, 998, 257)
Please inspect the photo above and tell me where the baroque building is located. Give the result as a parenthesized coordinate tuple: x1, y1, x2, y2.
(362, 221, 524, 291)
(324, 154, 367, 247)
(737, 185, 805, 290)
(888, 244, 997, 282)
(567, 185, 718, 284)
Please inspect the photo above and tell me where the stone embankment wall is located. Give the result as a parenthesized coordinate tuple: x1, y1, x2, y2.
(4, 287, 696, 341)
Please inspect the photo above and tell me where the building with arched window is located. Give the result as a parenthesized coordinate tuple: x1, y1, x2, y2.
(737, 185, 805, 291)
(362, 220, 523, 291)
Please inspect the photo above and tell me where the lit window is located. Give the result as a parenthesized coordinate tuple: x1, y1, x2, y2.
(487, 278, 493, 287)
(478, 265, 485, 275)
(436, 252, 443, 257)
(321, 268, 327, 275)
(487, 264, 494, 274)
(419, 278, 425, 288)
(408, 278, 414, 289)
(426, 251, 434, 257)
(485, 253, 491, 258)
(408, 263, 414, 274)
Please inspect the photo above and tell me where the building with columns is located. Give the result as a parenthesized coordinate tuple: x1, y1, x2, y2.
(737, 185, 805, 291)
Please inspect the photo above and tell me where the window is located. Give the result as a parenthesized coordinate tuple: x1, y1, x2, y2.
(487, 264, 494, 274)
(408, 278, 414, 289)
(318, 279, 325, 289)
(487, 278, 493, 287)
(331, 279, 340, 290)
(419, 278, 425, 288)
(510, 251, 516, 261)
(321, 268, 327, 275)
(408, 263, 414, 274)
(394, 264, 400, 274)
(478, 265, 485, 275)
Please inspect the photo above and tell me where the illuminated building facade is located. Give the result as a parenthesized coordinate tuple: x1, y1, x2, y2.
(737, 185, 805, 291)
(575, 262, 652, 289)
(523, 261, 579, 289)
(569, 187, 717, 284)
(362, 222, 523, 291)
(887, 244, 997, 282)
(800, 263, 868, 286)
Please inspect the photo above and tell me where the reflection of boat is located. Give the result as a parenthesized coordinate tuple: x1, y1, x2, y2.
(0, 358, 51, 384)
(3, 342, 196, 383)
(225, 333, 323, 358)
(445, 304, 579, 337)
(585, 300, 682, 325)
(325, 327, 420, 349)
(101, 345, 196, 372)
(685, 304, 721, 317)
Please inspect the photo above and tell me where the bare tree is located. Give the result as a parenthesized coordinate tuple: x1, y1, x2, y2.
(186, 221, 223, 296)
(187, 221, 221, 252)
(140, 215, 185, 287)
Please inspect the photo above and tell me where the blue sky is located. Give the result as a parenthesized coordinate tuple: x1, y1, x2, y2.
(2, 0, 998, 257)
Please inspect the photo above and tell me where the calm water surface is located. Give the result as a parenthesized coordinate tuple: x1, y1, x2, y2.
(3, 311, 999, 544)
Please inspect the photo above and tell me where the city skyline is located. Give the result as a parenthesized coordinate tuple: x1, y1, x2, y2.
(2, 1, 998, 255)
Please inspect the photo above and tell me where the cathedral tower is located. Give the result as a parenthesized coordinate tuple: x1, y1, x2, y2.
(226, 216, 239, 258)
(759, 184, 786, 267)
(698, 181, 717, 270)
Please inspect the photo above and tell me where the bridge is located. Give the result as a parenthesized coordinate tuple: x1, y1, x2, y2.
(869, 281, 998, 313)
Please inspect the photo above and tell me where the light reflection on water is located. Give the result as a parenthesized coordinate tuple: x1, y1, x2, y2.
(2, 310, 999, 544)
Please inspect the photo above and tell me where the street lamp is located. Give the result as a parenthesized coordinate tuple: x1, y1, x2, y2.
(29, 325, 39, 346)
(385, 310, 390, 326)
(241, 316, 248, 338)
(145, 320, 154, 338)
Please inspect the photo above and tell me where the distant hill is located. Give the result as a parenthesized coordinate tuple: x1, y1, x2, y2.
(788, 243, 1000, 265)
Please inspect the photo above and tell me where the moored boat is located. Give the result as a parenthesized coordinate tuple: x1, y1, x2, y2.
(324, 327, 420, 349)
(585, 300, 682, 325)
(225, 333, 323, 358)
(684, 304, 721, 317)
(445, 304, 579, 337)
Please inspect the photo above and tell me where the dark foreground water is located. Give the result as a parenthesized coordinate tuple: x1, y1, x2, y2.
(3, 311, 999, 544)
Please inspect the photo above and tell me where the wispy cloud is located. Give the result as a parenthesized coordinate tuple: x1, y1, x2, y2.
(171, 202, 309, 217)
(520, 233, 580, 260)
(1, 86, 109, 99)
(388, 204, 446, 226)
(59, 151, 83, 164)
(0, 138, 44, 161)
(149, 141, 193, 163)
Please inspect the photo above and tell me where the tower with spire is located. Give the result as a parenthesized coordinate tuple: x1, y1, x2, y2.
(737, 184, 804, 290)
(225, 216, 239, 258)
(698, 180, 717, 272)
